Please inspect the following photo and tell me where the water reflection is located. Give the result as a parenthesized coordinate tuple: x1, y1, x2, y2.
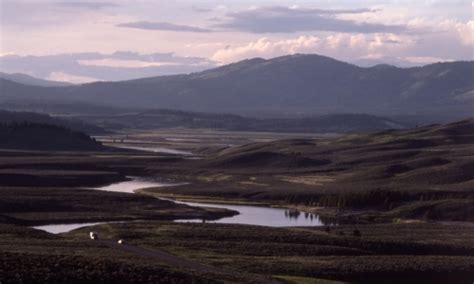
(34, 178, 337, 233)
(285, 208, 301, 219)
(283, 208, 339, 226)
(90, 178, 187, 193)
(174, 200, 333, 227)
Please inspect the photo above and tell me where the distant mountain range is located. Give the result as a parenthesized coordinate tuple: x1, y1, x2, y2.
(1, 54, 472, 118)
(0, 72, 73, 87)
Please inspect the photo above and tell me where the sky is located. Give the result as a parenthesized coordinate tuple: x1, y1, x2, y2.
(0, 0, 473, 83)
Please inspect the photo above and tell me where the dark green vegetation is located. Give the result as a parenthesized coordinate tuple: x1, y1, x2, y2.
(1, 54, 472, 118)
(0, 109, 107, 134)
(0, 122, 106, 151)
(0, 169, 124, 188)
(64, 222, 474, 283)
(2, 101, 129, 116)
(79, 110, 408, 133)
(143, 118, 474, 222)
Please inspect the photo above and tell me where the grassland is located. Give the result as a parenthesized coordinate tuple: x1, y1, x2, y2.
(0, 119, 472, 283)
(141, 118, 474, 223)
(64, 221, 474, 283)
(0, 223, 236, 283)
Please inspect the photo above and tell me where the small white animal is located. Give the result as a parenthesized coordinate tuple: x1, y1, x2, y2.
(89, 232, 98, 240)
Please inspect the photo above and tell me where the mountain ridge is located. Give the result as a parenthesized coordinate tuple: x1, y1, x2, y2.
(1, 54, 472, 117)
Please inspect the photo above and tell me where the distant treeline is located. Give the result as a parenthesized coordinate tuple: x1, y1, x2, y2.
(79, 110, 409, 133)
(0, 110, 107, 134)
(288, 189, 474, 209)
(0, 122, 105, 151)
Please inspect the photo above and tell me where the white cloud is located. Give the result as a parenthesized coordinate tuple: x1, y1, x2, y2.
(211, 34, 411, 64)
(117, 21, 211, 33)
(211, 15, 474, 66)
(78, 58, 180, 68)
(212, 36, 317, 63)
(214, 6, 405, 34)
(452, 20, 474, 46)
(48, 72, 98, 84)
(403, 56, 454, 64)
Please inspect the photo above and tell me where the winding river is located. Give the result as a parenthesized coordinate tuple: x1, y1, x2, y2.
(34, 178, 326, 234)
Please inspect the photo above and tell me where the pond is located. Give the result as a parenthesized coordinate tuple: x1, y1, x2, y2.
(34, 178, 327, 233)
(33, 222, 111, 234)
(171, 199, 325, 227)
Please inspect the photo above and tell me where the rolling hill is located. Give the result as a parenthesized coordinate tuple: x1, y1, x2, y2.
(149, 118, 474, 221)
(1, 54, 472, 118)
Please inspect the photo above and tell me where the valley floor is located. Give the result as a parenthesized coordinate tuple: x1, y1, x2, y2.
(1, 119, 473, 283)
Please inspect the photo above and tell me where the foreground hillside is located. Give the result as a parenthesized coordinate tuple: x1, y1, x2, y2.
(1, 54, 472, 118)
(66, 222, 474, 284)
(144, 118, 474, 222)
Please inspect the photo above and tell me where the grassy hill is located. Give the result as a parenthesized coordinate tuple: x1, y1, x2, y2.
(144, 118, 474, 222)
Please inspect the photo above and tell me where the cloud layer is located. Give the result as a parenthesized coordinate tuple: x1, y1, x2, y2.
(211, 17, 473, 66)
(0, 52, 216, 83)
(54, 1, 118, 10)
(1, 1, 472, 82)
(117, 21, 211, 33)
(215, 6, 406, 34)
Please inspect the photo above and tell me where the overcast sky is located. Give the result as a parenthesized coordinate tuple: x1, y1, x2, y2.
(0, 0, 472, 83)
